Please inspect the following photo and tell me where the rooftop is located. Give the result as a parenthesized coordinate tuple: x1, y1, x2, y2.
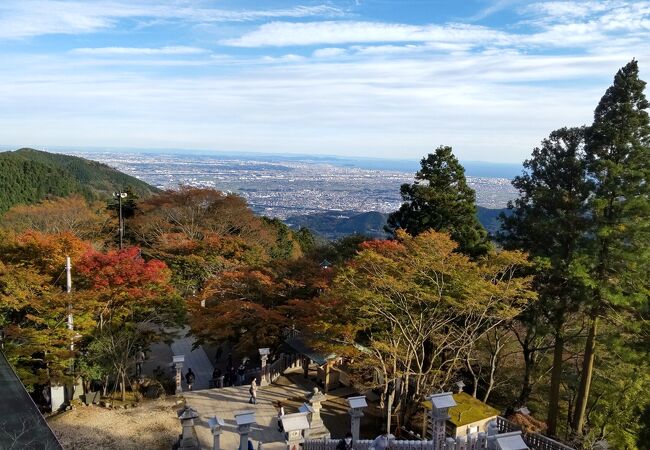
(0, 350, 63, 449)
(423, 392, 499, 427)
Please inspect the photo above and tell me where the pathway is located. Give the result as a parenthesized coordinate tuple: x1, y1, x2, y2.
(183, 371, 383, 449)
(184, 376, 309, 450)
(141, 327, 214, 391)
(169, 327, 214, 391)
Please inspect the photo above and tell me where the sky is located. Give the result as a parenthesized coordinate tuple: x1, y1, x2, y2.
(0, 1, 649, 163)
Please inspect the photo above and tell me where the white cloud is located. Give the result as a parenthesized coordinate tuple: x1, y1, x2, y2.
(0, 1, 344, 39)
(219, 1, 650, 53)
(71, 46, 208, 56)
(2, 48, 646, 162)
(221, 21, 510, 47)
(312, 47, 347, 58)
(262, 54, 306, 63)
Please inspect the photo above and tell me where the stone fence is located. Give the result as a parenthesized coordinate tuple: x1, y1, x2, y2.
(495, 417, 574, 450)
(304, 431, 526, 450)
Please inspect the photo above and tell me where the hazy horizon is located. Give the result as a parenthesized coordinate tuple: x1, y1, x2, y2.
(0, 145, 524, 178)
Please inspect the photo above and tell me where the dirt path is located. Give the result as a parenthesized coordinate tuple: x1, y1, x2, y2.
(48, 399, 181, 450)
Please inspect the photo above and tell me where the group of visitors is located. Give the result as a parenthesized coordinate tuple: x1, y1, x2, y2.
(336, 429, 391, 450)
(210, 352, 251, 387)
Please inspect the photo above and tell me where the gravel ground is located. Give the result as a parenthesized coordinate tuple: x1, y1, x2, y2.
(48, 399, 181, 450)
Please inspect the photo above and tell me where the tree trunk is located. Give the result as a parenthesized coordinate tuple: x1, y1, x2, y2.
(121, 371, 126, 402)
(518, 346, 534, 405)
(465, 354, 479, 398)
(547, 328, 564, 436)
(572, 317, 597, 435)
(386, 390, 394, 433)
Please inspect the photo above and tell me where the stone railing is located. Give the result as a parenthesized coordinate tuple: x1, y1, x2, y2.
(495, 417, 574, 450)
(304, 439, 435, 450)
(305, 432, 496, 450)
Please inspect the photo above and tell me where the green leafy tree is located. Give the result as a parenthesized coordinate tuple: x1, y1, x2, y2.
(387, 146, 491, 256)
(500, 127, 591, 434)
(573, 59, 650, 435)
(312, 231, 534, 428)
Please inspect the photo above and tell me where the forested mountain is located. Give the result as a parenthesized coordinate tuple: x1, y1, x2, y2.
(286, 206, 506, 240)
(0, 148, 158, 213)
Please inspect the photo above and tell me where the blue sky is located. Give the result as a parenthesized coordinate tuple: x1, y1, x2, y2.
(1, 0, 649, 163)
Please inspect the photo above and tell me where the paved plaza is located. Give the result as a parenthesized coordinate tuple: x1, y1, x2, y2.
(184, 377, 306, 449)
(183, 370, 384, 449)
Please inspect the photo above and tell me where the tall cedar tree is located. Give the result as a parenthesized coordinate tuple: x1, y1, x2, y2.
(500, 127, 590, 435)
(387, 146, 491, 256)
(573, 60, 650, 434)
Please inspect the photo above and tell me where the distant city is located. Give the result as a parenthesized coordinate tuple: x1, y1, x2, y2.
(68, 151, 519, 219)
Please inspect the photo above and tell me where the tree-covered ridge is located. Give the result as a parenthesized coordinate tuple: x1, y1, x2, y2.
(0, 152, 83, 214)
(0, 148, 158, 213)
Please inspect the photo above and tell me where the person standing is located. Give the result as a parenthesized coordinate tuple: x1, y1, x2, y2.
(370, 429, 391, 450)
(249, 378, 258, 404)
(337, 432, 354, 450)
(185, 368, 196, 391)
(135, 348, 145, 377)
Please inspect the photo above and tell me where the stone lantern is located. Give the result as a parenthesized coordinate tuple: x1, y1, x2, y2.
(235, 410, 257, 450)
(346, 395, 367, 443)
(177, 406, 200, 450)
(306, 387, 329, 438)
(429, 392, 456, 450)
(259, 348, 270, 386)
(281, 411, 310, 450)
(173, 355, 185, 395)
(208, 415, 226, 450)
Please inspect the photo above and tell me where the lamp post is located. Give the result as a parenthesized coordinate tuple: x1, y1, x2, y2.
(113, 191, 128, 249)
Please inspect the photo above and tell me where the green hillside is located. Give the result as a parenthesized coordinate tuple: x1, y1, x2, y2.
(285, 206, 507, 240)
(0, 148, 159, 214)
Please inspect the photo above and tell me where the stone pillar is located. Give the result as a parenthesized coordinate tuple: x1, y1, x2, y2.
(323, 362, 331, 393)
(235, 411, 256, 450)
(429, 393, 456, 450)
(50, 385, 65, 411)
(347, 396, 367, 443)
(477, 432, 487, 449)
(208, 416, 225, 450)
(445, 437, 456, 450)
(259, 348, 270, 386)
(307, 387, 330, 439)
(173, 355, 185, 395)
(177, 406, 200, 450)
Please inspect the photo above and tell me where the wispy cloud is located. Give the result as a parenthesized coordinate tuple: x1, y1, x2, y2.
(220, 1, 650, 53)
(312, 47, 348, 58)
(71, 46, 208, 56)
(221, 21, 510, 47)
(0, 1, 344, 39)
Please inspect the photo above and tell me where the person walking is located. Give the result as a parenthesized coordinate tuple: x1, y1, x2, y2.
(249, 378, 258, 404)
(185, 368, 196, 391)
(276, 401, 285, 432)
(337, 432, 354, 450)
(135, 348, 145, 377)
